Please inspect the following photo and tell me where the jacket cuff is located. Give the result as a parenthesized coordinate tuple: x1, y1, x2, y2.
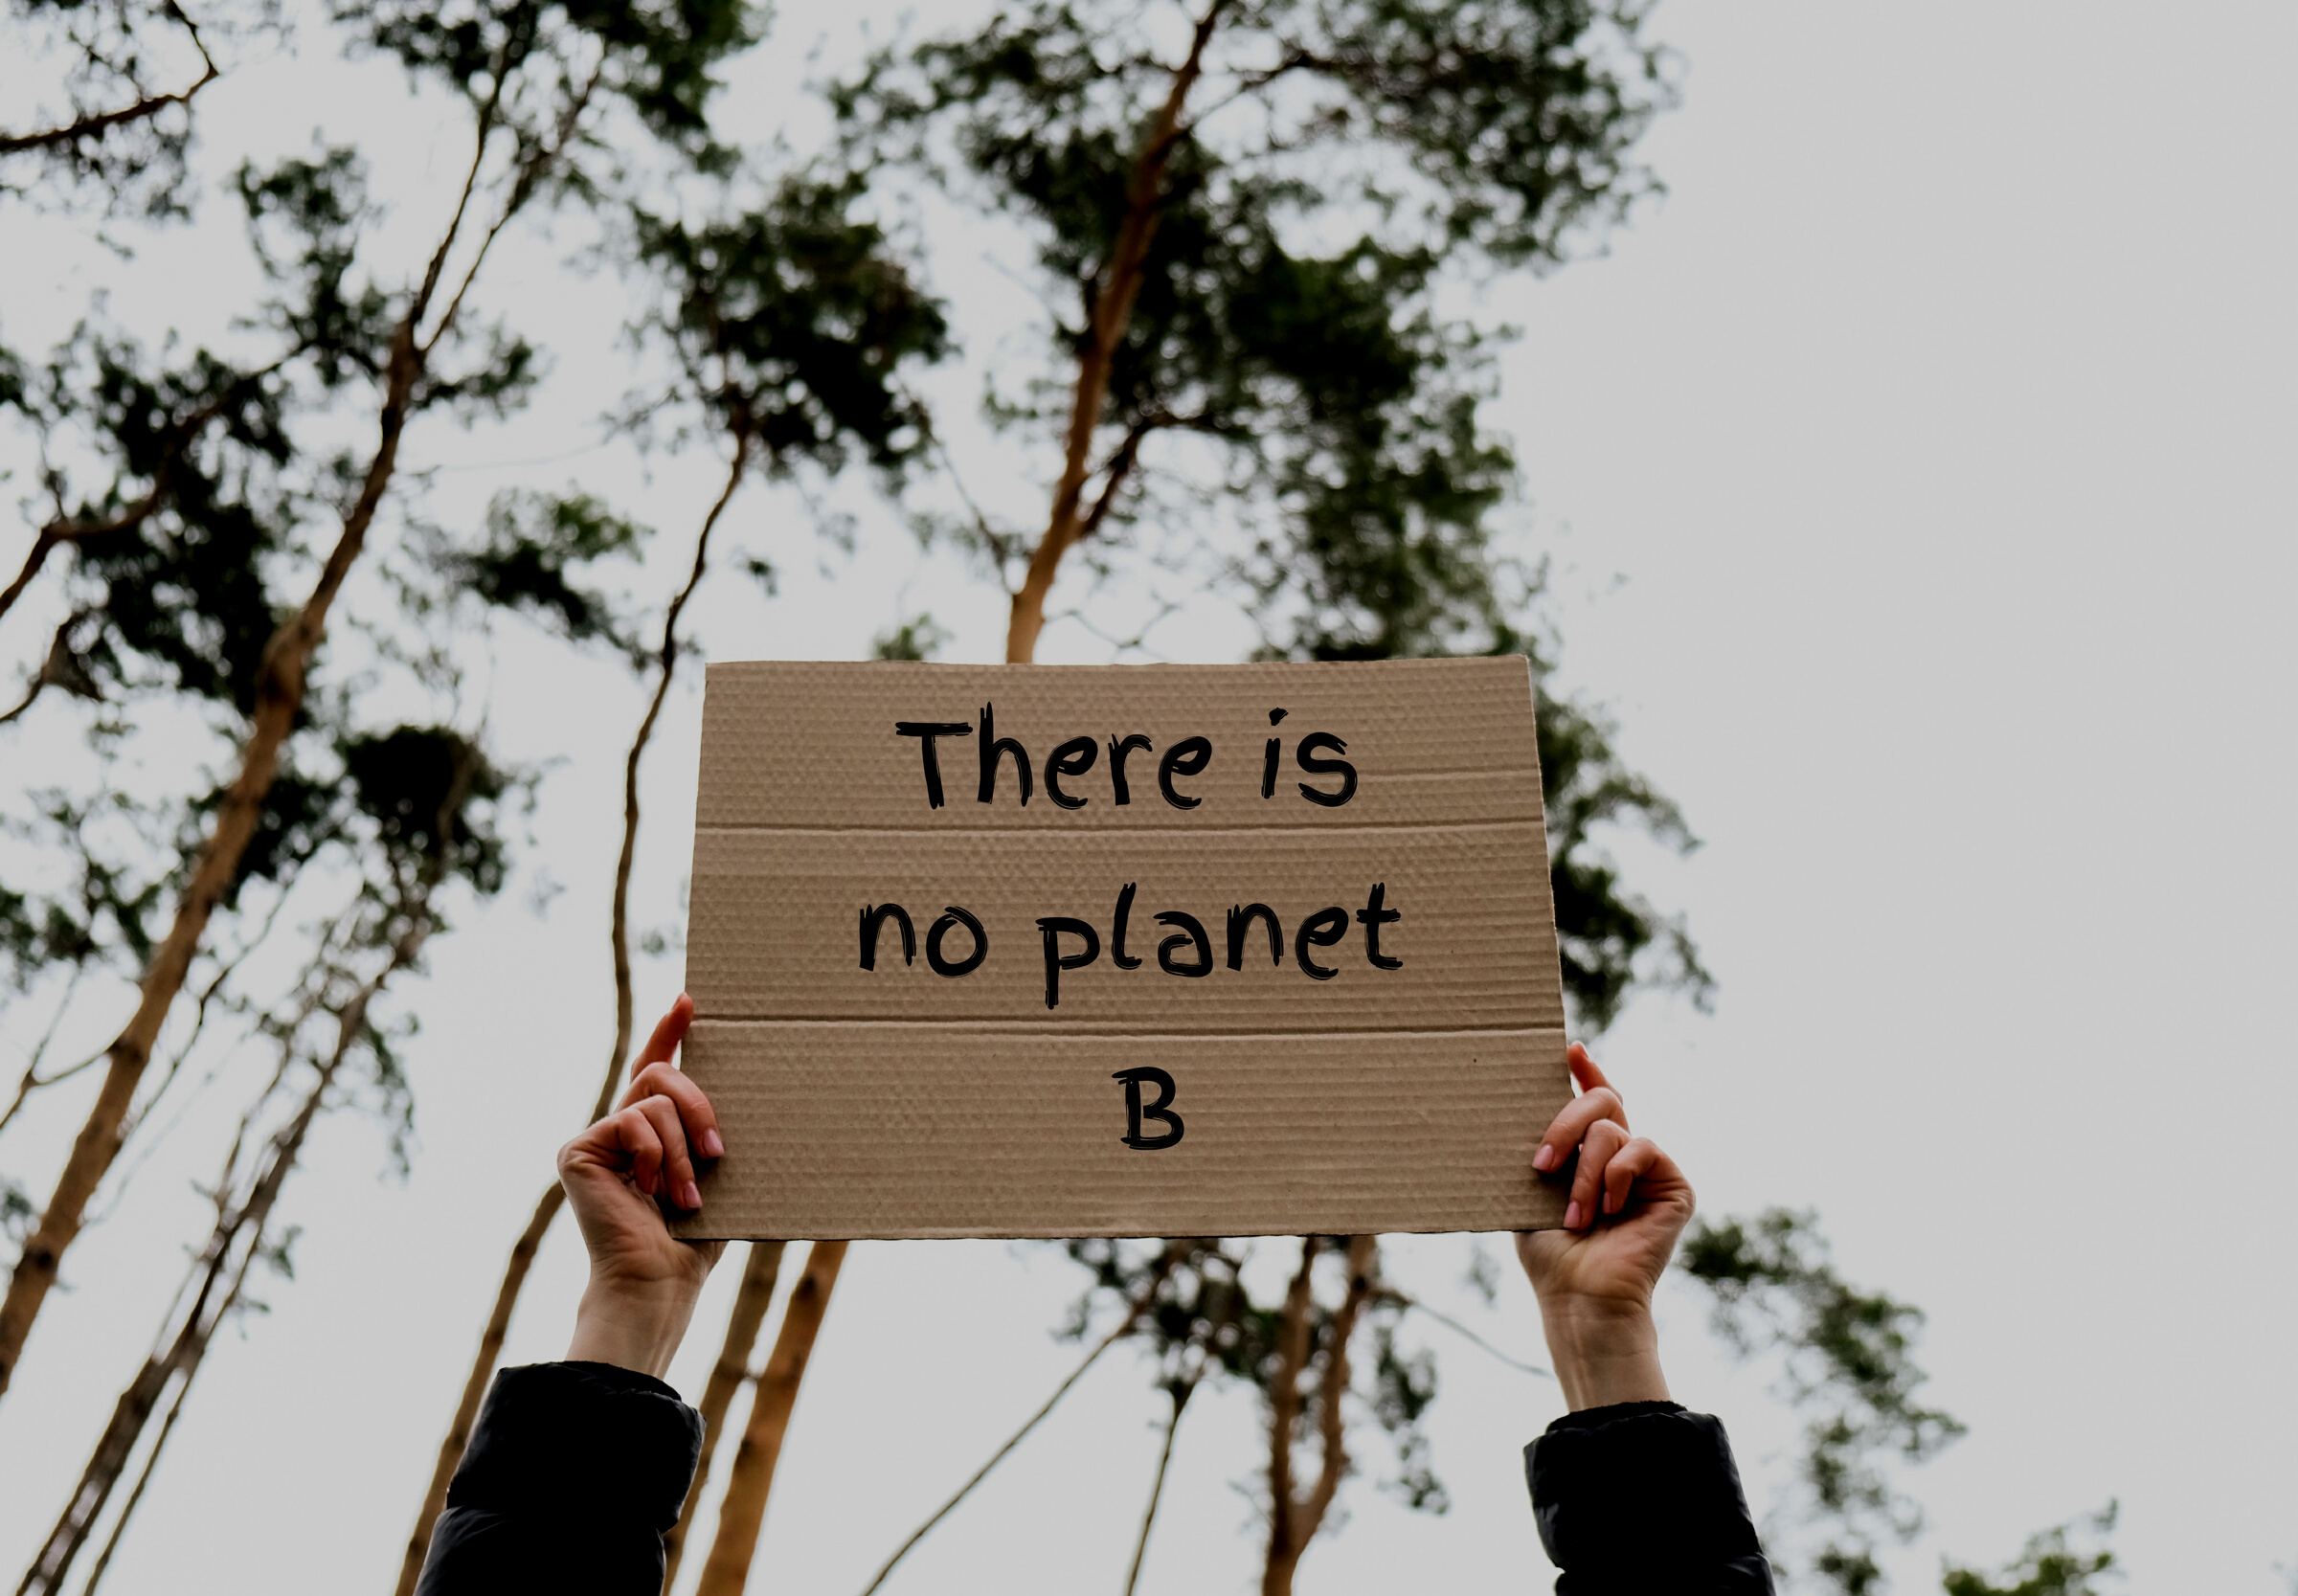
(447, 1361, 704, 1532)
(1526, 1403, 1768, 1584)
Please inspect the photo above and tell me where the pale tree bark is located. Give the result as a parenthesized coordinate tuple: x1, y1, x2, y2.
(1261, 1234, 1378, 1596)
(0, 72, 557, 1403)
(662, 1239, 788, 1591)
(695, 1240, 848, 1596)
(21, 762, 466, 1594)
(1003, 0, 1228, 663)
(398, 444, 753, 1593)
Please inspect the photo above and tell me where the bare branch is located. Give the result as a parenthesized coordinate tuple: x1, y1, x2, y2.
(0, 3, 220, 159)
(856, 1242, 1187, 1596)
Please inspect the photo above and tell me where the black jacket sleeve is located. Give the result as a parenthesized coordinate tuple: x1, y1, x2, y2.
(1525, 1401, 1774, 1594)
(416, 1360, 703, 1596)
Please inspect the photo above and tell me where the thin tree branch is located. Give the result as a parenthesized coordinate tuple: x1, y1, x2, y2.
(24, 758, 469, 1592)
(0, 21, 553, 1398)
(662, 1239, 789, 1589)
(1123, 1379, 1195, 1596)
(77, 1209, 262, 1596)
(418, 63, 602, 363)
(856, 1243, 1187, 1596)
(400, 438, 753, 1590)
(1393, 1293, 1551, 1380)
(0, 2, 219, 159)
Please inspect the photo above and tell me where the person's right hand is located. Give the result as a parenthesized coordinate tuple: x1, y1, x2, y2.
(1514, 1043, 1695, 1408)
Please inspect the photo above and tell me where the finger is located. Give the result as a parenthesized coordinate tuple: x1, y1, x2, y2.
(1566, 1119, 1630, 1230)
(1567, 1041, 1616, 1100)
(634, 994, 696, 1071)
(1532, 1082, 1629, 1175)
(615, 1105, 666, 1197)
(635, 1094, 699, 1209)
(620, 1061, 725, 1160)
(1602, 1136, 1665, 1215)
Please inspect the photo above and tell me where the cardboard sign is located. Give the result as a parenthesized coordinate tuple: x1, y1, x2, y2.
(675, 657, 1570, 1241)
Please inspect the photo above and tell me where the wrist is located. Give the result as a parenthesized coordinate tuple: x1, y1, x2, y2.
(1535, 1295, 1669, 1411)
(566, 1276, 700, 1380)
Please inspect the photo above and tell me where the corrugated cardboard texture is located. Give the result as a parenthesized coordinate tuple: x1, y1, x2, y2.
(676, 658, 1571, 1240)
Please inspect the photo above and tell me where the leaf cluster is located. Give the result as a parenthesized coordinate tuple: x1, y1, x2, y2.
(339, 0, 763, 169)
(1678, 1209, 1968, 1593)
(1061, 1235, 1448, 1516)
(628, 172, 951, 474)
(1940, 1505, 2120, 1596)
(0, 0, 251, 218)
(834, 0, 1667, 604)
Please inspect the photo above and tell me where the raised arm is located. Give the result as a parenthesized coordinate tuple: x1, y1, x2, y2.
(1516, 1043, 1773, 1594)
(416, 997, 725, 1596)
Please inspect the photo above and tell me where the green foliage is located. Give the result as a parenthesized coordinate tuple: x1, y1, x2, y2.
(21, 326, 299, 713)
(1941, 1506, 2120, 1596)
(0, 1177, 33, 1248)
(1063, 1236, 1452, 1518)
(0, 0, 242, 217)
(871, 613, 950, 660)
(1538, 691, 1711, 1028)
(433, 491, 653, 659)
(339, 0, 764, 161)
(0, 786, 169, 988)
(834, 0, 1666, 587)
(839, 0, 1696, 1031)
(1679, 1209, 1967, 1593)
(342, 725, 512, 895)
(629, 172, 951, 473)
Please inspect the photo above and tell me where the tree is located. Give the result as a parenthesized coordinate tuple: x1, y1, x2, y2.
(0, 0, 765, 1403)
(1940, 1506, 2120, 1596)
(0, 0, 232, 217)
(657, 5, 1704, 1580)
(1678, 1209, 1968, 1594)
(394, 169, 948, 1585)
(21, 726, 509, 1595)
(832, 0, 1672, 664)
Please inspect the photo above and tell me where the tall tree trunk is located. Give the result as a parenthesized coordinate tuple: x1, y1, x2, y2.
(1261, 1234, 1377, 1596)
(694, 1240, 848, 1596)
(397, 444, 752, 1592)
(22, 831, 455, 1593)
(662, 1239, 788, 1591)
(0, 90, 530, 1402)
(1003, 0, 1228, 663)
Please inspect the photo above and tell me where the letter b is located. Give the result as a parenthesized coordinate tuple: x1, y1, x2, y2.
(1112, 1067, 1184, 1150)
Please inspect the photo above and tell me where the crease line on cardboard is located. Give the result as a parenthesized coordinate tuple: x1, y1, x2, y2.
(688, 1019, 1564, 1039)
(692, 816, 1544, 839)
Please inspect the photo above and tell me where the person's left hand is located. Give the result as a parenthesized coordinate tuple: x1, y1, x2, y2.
(558, 994, 727, 1376)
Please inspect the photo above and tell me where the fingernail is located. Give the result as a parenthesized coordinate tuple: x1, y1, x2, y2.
(1532, 1144, 1557, 1173)
(679, 1180, 703, 1210)
(699, 1130, 725, 1158)
(1564, 1201, 1584, 1229)
(1603, 1190, 1619, 1214)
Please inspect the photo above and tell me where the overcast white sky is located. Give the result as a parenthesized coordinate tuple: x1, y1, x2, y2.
(2, 2, 2293, 1591)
